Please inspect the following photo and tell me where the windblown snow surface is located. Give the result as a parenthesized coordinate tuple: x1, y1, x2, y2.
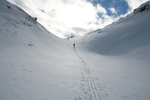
(0, 0, 150, 100)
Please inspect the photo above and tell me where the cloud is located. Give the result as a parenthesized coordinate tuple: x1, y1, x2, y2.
(109, 7, 117, 14)
(72, 27, 88, 33)
(8, 0, 100, 37)
(7, 0, 124, 38)
(96, 4, 107, 14)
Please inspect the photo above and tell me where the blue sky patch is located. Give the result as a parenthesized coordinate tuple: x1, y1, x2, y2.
(88, 0, 129, 17)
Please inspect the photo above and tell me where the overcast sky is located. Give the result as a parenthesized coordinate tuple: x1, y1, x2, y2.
(7, 0, 149, 38)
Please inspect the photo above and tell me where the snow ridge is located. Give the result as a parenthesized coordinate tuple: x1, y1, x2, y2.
(134, 1, 150, 14)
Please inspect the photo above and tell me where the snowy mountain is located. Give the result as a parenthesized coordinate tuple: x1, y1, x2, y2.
(1, 0, 150, 100)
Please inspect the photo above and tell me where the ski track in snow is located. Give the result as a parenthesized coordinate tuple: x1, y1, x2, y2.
(75, 49, 100, 100)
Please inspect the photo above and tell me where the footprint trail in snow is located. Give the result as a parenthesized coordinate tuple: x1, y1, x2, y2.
(75, 49, 100, 100)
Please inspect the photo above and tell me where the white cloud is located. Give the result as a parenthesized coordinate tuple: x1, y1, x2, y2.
(7, 0, 123, 38)
(96, 4, 107, 14)
(125, 0, 149, 12)
(109, 7, 117, 14)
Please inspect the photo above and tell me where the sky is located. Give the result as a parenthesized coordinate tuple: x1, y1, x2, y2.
(7, 0, 149, 38)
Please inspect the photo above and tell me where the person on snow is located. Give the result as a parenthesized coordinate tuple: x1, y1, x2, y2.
(73, 43, 75, 50)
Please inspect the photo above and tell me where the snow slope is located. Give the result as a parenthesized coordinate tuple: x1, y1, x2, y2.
(77, 8, 150, 57)
(72, 1, 150, 100)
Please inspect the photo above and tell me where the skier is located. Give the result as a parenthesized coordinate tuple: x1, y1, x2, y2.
(73, 43, 75, 50)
